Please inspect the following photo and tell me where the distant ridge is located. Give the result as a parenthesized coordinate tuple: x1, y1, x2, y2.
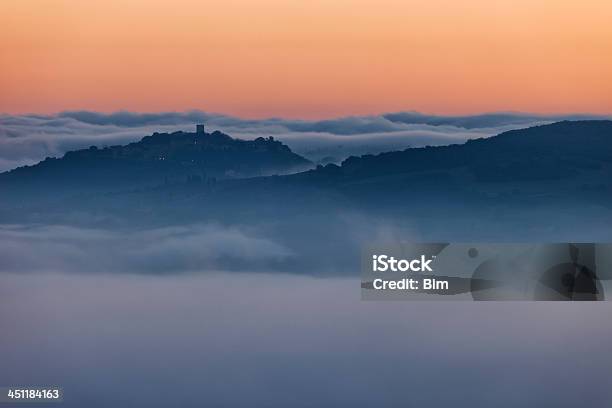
(1, 120, 611, 225)
(0, 125, 312, 195)
(297, 120, 612, 184)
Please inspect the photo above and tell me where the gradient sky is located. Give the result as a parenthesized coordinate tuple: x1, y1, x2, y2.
(1, 0, 611, 118)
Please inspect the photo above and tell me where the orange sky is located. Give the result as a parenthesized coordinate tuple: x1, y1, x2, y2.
(1, 0, 611, 119)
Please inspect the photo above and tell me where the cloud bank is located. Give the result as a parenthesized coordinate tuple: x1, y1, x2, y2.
(0, 224, 293, 275)
(1, 110, 608, 172)
(2, 271, 611, 407)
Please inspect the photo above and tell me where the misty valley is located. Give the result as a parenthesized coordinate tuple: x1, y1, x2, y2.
(1, 115, 612, 408)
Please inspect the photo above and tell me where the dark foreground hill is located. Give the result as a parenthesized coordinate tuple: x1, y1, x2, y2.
(1, 120, 611, 230)
(0, 126, 312, 197)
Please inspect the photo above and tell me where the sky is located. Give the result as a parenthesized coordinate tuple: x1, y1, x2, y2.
(1, 0, 611, 119)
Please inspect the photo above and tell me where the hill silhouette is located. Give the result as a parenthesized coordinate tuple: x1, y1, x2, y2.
(0, 126, 312, 196)
(296, 120, 612, 183)
(0, 120, 611, 227)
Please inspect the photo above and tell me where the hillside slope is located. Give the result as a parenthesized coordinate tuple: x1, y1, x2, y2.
(0, 126, 312, 196)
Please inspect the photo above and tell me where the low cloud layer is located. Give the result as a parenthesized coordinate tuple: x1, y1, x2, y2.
(0, 216, 422, 276)
(1, 271, 611, 407)
(0, 224, 293, 275)
(2, 110, 608, 172)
